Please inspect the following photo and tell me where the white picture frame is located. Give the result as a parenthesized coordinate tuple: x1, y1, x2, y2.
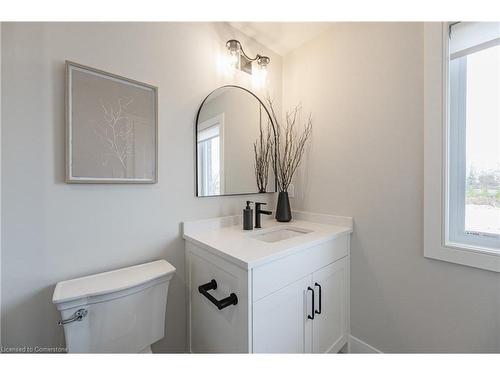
(66, 61, 158, 183)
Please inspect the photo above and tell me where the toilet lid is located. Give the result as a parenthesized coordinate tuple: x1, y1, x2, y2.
(52, 259, 175, 305)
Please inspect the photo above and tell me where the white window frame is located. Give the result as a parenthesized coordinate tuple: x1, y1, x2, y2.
(424, 23, 500, 272)
(447, 47, 500, 252)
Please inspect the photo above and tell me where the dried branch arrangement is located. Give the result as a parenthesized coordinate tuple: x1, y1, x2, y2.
(253, 105, 273, 193)
(95, 98, 134, 173)
(266, 96, 312, 192)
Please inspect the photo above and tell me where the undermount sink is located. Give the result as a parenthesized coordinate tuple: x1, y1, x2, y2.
(252, 227, 313, 243)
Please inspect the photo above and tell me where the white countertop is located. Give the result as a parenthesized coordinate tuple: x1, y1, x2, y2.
(183, 211, 353, 269)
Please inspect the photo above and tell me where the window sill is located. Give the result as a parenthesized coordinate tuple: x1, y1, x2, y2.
(424, 243, 500, 273)
(447, 240, 500, 256)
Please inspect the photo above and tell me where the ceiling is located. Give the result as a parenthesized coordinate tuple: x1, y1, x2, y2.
(229, 22, 332, 56)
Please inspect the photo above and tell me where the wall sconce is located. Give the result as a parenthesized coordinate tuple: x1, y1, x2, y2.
(225, 39, 270, 77)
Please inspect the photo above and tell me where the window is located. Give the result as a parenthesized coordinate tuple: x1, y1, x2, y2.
(197, 114, 224, 196)
(447, 22, 500, 253)
(424, 23, 500, 272)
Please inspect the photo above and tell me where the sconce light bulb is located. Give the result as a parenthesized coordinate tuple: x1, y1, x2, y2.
(228, 50, 240, 70)
(253, 58, 269, 87)
(226, 39, 241, 70)
(257, 56, 270, 69)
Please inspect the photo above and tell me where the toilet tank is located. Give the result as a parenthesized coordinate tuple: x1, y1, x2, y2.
(52, 260, 176, 353)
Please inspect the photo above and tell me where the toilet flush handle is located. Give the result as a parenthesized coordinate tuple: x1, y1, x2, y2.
(58, 308, 88, 326)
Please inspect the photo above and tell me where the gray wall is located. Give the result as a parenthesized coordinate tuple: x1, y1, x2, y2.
(283, 22, 500, 352)
(0, 22, 282, 352)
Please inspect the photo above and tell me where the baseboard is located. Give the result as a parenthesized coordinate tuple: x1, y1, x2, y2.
(348, 335, 383, 353)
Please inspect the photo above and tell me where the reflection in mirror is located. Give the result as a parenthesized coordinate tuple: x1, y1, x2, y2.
(197, 114, 223, 196)
(196, 86, 276, 197)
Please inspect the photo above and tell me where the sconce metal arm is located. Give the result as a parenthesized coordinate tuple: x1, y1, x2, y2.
(226, 39, 269, 64)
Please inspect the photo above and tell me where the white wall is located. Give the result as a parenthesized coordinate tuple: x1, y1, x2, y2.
(0, 22, 282, 352)
(283, 22, 500, 352)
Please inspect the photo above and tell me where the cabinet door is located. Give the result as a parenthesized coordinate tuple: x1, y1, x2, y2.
(253, 275, 313, 353)
(188, 251, 247, 353)
(312, 257, 348, 353)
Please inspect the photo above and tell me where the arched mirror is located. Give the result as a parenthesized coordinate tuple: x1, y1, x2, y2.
(195, 85, 276, 197)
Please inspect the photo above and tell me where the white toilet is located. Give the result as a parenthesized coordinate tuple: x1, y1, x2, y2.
(52, 259, 175, 353)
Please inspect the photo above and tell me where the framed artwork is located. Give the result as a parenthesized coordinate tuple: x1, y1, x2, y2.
(66, 61, 158, 183)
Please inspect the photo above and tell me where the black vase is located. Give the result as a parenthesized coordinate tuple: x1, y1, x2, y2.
(276, 191, 292, 222)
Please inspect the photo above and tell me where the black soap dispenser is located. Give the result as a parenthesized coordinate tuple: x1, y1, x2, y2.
(243, 201, 253, 230)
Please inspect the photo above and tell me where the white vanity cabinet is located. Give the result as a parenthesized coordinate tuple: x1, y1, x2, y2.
(184, 214, 351, 354)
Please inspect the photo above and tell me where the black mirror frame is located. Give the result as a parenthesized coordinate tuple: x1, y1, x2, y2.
(195, 85, 277, 197)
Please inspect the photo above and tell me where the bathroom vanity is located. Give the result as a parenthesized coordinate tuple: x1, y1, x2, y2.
(183, 211, 352, 353)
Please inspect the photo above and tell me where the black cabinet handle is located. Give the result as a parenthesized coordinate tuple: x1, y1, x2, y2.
(198, 279, 238, 310)
(314, 282, 322, 315)
(307, 287, 315, 320)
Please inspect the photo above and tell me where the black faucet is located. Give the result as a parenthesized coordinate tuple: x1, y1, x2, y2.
(255, 202, 272, 229)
